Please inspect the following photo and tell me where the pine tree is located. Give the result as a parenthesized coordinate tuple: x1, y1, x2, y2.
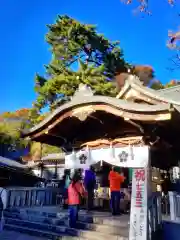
(34, 15, 129, 112)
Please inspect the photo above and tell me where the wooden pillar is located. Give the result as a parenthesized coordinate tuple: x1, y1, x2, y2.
(169, 191, 176, 221)
(54, 161, 58, 179)
(40, 143, 43, 178)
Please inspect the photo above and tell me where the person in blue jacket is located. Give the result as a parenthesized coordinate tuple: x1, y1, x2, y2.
(84, 166, 96, 211)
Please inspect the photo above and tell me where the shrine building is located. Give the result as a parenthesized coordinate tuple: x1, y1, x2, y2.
(22, 75, 180, 188)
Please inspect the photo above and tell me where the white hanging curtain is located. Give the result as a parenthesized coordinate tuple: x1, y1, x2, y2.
(65, 146, 149, 169)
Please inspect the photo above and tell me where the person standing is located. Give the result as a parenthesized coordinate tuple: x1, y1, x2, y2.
(108, 167, 125, 215)
(84, 166, 96, 211)
(62, 169, 71, 209)
(0, 187, 7, 231)
(68, 172, 86, 228)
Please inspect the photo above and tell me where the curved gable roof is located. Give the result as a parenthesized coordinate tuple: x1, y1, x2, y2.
(157, 85, 180, 103)
(22, 84, 171, 139)
(117, 75, 180, 106)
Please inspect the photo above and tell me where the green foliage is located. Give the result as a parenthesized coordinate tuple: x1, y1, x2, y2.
(0, 109, 34, 152)
(151, 81, 164, 90)
(0, 110, 60, 157)
(34, 15, 129, 111)
(41, 144, 61, 157)
(0, 120, 28, 148)
(30, 142, 60, 159)
(151, 79, 178, 90)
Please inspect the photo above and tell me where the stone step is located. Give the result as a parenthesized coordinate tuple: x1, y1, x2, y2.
(4, 218, 128, 240)
(5, 218, 68, 234)
(4, 208, 57, 219)
(4, 224, 66, 239)
(4, 209, 129, 239)
(0, 230, 47, 240)
(4, 210, 89, 225)
(78, 222, 128, 237)
(4, 210, 129, 230)
(4, 208, 129, 228)
(6, 208, 127, 222)
(5, 216, 129, 237)
(4, 223, 128, 240)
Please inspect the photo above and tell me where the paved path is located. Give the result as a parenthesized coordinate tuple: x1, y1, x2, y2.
(0, 231, 46, 240)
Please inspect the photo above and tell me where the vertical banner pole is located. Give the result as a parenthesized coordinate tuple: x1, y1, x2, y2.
(129, 147, 151, 240)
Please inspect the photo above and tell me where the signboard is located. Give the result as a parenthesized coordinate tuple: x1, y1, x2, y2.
(129, 168, 148, 240)
(65, 146, 149, 169)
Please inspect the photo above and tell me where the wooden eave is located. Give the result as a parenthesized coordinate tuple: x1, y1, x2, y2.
(22, 100, 171, 139)
(117, 75, 180, 108)
(21, 85, 173, 150)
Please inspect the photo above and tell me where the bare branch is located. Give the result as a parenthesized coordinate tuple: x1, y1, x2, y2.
(121, 0, 175, 15)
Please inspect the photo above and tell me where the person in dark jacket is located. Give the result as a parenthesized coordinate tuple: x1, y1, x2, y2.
(84, 166, 96, 211)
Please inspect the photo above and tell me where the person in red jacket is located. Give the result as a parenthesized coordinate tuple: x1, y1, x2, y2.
(68, 172, 86, 228)
(108, 167, 125, 215)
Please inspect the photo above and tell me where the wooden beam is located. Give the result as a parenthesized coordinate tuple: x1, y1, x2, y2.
(28, 104, 171, 141)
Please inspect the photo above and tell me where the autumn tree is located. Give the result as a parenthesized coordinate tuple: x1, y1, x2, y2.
(0, 109, 31, 147)
(0, 118, 28, 157)
(29, 142, 60, 161)
(34, 15, 129, 112)
(115, 64, 155, 90)
(0, 109, 60, 159)
(132, 65, 154, 85)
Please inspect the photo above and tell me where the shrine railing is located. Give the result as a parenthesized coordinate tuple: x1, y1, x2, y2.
(148, 192, 162, 239)
(161, 194, 170, 216)
(6, 187, 63, 208)
(168, 191, 180, 221)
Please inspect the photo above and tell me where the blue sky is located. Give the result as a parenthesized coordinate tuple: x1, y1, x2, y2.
(1, 0, 180, 113)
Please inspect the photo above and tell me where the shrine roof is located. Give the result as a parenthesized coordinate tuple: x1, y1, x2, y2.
(117, 75, 180, 108)
(22, 84, 171, 138)
(0, 156, 31, 169)
(0, 156, 41, 179)
(41, 153, 65, 161)
(19, 82, 176, 152)
(157, 85, 180, 103)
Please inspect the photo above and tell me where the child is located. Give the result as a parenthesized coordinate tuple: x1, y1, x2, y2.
(68, 172, 86, 228)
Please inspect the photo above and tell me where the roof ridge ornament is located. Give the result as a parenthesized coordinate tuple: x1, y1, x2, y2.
(72, 84, 94, 100)
(128, 74, 143, 85)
